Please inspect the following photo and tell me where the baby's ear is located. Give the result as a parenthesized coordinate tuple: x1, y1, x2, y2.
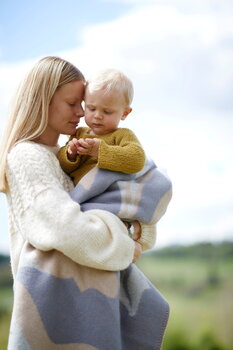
(121, 107, 132, 120)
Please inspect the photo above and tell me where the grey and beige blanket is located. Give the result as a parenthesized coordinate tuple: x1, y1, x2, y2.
(8, 243, 169, 350)
(8, 159, 172, 349)
(70, 158, 172, 225)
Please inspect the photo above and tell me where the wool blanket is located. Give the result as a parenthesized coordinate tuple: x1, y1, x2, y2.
(8, 243, 169, 350)
(70, 158, 172, 225)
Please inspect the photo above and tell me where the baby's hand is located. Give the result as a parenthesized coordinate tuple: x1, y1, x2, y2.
(76, 138, 100, 158)
(67, 138, 79, 161)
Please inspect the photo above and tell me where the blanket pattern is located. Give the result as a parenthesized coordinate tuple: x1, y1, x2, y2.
(70, 158, 172, 224)
(8, 243, 169, 350)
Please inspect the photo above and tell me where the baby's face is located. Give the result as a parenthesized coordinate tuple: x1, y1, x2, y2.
(84, 88, 129, 135)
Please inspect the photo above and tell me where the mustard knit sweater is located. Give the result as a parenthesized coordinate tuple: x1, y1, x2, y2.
(57, 127, 146, 185)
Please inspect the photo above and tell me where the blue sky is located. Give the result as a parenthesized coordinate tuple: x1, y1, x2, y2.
(1, 0, 233, 254)
(0, 0, 131, 62)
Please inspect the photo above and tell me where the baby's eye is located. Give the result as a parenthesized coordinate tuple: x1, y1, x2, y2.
(68, 102, 75, 106)
(104, 110, 113, 115)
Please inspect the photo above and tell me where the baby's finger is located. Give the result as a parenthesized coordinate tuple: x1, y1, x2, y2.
(68, 139, 79, 154)
(76, 146, 89, 154)
(72, 138, 79, 146)
(85, 138, 95, 145)
(78, 139, 91, 149)
(69, 138, 78, 144)
(67, 146, 73, 154)
(67, 144, 75, 154)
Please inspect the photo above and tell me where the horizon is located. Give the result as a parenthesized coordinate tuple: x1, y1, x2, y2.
(0, 239, 233, 258)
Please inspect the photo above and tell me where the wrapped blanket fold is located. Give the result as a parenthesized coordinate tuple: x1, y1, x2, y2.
(8, 243, 169, 350)
(70, 157, 172, 224)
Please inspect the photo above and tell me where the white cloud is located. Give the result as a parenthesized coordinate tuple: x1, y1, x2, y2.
(0, 60, 35, 136)
(0, 0, 233, 252)
(74, 2, 233, 117)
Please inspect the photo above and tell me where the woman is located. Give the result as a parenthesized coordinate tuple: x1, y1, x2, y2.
(0, 56, 169, 350)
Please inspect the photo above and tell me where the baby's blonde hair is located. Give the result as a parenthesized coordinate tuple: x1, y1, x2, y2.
(86, 69, 134, 107)
(0, 56, 85, 193)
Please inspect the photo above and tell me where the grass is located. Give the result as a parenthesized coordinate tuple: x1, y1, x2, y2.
(0, 287, 13, 350)
(137, 253, 233, 350)
(0, 312, 11, 350)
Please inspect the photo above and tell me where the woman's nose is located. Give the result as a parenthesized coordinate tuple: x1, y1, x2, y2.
(76, 106, 84, 118)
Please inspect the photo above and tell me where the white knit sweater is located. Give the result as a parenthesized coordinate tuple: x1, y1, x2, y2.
(6, 141, 156, 278)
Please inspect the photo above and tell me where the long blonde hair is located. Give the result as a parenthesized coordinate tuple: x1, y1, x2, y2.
(0, 56, 85, 193)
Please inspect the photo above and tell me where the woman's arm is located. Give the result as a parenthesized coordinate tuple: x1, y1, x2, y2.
(21, 188, 135, 270)
(7, 142, 135, 271)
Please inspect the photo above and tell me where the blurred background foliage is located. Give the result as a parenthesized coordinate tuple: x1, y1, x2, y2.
(1, 241, 233, 350)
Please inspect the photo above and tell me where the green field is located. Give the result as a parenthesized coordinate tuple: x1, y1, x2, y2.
(0, 256, 13, 350)
(1, 242, 233, 350)
(137, 242, 233, 350)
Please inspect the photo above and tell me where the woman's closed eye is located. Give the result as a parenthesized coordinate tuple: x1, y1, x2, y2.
(87, 106, 96, 112)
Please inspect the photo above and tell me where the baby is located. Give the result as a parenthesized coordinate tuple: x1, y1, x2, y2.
(57, 68, 146, 185)
(57, 69, 169, 252)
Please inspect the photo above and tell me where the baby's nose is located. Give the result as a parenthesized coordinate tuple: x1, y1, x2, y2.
(95, 111, 103, 119)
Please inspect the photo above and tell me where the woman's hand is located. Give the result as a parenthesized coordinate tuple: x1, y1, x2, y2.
(130, 220, 142, 263)
(133, 241, 142, 263)
(122, 221, 143, 262)
(131, 220, 142, 241)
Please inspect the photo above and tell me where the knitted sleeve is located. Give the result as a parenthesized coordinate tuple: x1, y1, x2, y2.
(138, 224, 157, 251)
(7, 142, 135, 271)
(97, 128, 146, 174)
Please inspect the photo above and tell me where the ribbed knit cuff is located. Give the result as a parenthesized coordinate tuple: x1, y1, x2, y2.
(137, 223, 157, 251)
